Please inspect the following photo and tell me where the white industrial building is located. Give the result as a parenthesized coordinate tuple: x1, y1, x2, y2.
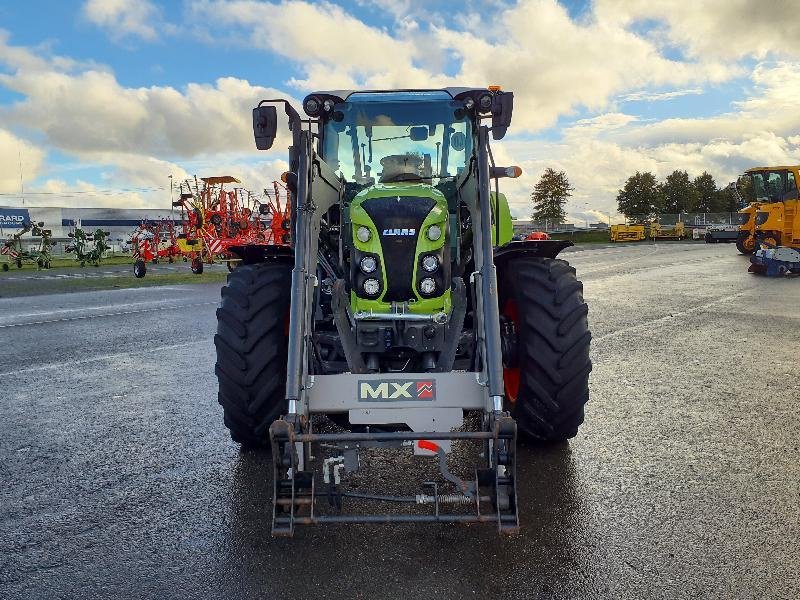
(0, 205, 180, 253)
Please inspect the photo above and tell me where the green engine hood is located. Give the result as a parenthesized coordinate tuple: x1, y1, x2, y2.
(349, 183, 451, 315)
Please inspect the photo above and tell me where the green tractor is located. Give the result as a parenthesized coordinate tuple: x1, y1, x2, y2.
(65, 227, 111, 267)
(216, 87, 591, 535)
(1, 221, 56, 271)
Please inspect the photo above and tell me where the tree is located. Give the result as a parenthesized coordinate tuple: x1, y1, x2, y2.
(531, 168, 572, 226)
(715, 185, 740, 212)
(691, 171, 718, 212)
(616, 171, 664, 220)
(661, 170, 693, 214)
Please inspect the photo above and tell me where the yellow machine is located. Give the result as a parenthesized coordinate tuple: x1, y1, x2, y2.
(741, 166, 800, 250)
(736, 202, 761, 255)
(610, 223, 646, 242)
(649, 221, 685, 240)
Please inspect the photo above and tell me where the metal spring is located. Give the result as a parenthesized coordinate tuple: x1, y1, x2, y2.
(417, 494, 474, 505)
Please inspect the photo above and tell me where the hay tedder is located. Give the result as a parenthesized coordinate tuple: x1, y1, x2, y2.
(213, 87, 592, 535)
(1, 221, 56, 271)
(130, 219, 182, 278)
(170, 176, 291, 274)
(65, 225, 111, 267)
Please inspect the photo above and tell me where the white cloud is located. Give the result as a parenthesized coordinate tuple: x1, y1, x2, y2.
(595, 0, 800, 61)
(619, 88, 704, 102)
(0, 128, 45, 194)
(82, 0, 164, 42)
(189, 0, 737, 132)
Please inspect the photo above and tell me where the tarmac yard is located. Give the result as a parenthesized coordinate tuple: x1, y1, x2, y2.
(1, 243, 798, 599)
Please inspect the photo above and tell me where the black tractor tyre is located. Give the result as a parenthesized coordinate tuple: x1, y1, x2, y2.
(499, 257, 592, 442)
(215, 263, 291, 447)
(191, 257, 204, 274)
(133, 259, 147, 278)
(736, 232, 754, 255)
(2, 262, 9, 271)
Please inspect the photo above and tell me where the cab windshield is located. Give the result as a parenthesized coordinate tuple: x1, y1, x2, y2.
(322, 92, 471, 185)
(748, 169, 797, 201)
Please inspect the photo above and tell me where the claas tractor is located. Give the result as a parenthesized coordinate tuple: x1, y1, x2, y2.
(215, 87, 591, 535)
(1, 221, 55, 270)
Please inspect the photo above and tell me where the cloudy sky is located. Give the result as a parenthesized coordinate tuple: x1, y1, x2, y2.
(1, 0, 799, 223)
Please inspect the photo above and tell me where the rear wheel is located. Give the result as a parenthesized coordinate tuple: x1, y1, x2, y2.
(191, 257, 203, 274)
(215, 263, 291, 447)
(500, 257, 592, 442)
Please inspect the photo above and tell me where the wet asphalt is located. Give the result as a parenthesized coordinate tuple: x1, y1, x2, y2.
(0, 242, 798, 599)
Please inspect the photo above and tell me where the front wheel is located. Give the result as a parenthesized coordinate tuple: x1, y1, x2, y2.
(133, 259, 147, 278)
(736, 232, 755, 255)
(2, 263, 9, 271)
(499, 257, 592, 442)
(215, 263, 292, 447)
(191, 257, 203, 274)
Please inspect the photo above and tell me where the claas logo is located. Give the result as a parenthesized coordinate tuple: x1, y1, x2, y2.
(358, 379, 436, 401)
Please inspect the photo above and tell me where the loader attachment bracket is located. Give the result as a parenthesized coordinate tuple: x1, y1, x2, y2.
(269, 419, 519, 535)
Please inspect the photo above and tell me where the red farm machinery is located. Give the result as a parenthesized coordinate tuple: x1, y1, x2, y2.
(130, 175, 292, 277)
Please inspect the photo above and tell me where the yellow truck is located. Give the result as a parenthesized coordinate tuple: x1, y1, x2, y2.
(741, 166, 800, 251)
(610, 223, 646, 242)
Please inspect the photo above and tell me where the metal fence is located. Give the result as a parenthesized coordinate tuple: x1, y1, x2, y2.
(628, 213, 740, 226)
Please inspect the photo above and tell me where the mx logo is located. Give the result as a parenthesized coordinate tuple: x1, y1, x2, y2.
(358, 379, 436, 401)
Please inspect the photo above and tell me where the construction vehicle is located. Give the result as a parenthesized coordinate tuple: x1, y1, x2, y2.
(649, 221, 685, 241)
(610, 223, 645, 242)
(214, 87, 591, 535)
(740, 166, 800, 251)
(749, 246, 800, 276)
(1, 221, 56, 270)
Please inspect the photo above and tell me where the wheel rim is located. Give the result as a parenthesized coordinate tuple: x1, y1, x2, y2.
(743, 236, 755, 251)
(501, 298, 520, 403)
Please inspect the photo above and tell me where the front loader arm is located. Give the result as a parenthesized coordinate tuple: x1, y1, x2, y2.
(284, 129, 341, 418)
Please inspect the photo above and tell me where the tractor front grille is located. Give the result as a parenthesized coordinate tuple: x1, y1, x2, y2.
(362, 196, 435, 302)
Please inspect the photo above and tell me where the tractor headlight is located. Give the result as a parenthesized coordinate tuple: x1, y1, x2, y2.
(360, 256, 377, 273)
(427, 224, 442, 241)
(755, 212, 769, 225)
(363, 278, 380, 296)
(478, 93, 493, 112)
(303, 96, 321, 116)
(421, 255, 438, 272)
(356, 226, 372, 243)
(420, 277, 436, 295)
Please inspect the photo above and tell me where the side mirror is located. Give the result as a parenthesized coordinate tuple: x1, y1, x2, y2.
(450, 131, 466, 152)
(491, 91, 514, 140)
(253, 105, 278, 150)
(409, 126, 428, 142)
